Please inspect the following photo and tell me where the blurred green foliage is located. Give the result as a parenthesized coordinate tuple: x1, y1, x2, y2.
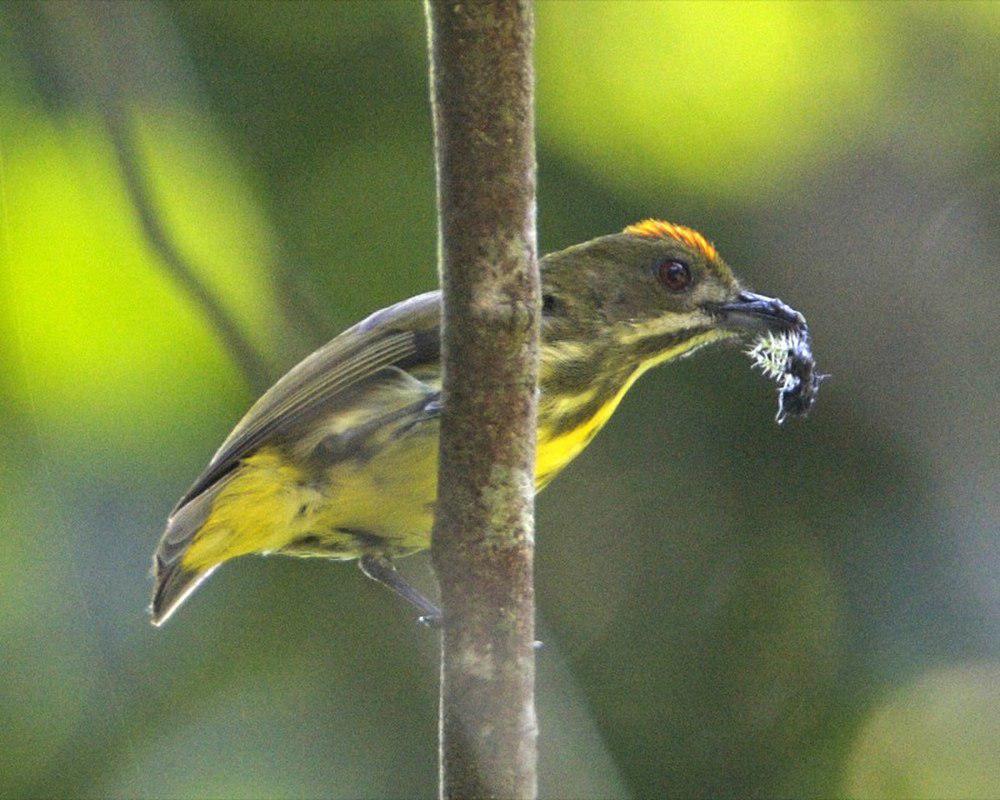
(0, 1, 997, 798)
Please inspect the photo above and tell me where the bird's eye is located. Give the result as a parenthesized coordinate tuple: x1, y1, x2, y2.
(657, 260, 692, 291)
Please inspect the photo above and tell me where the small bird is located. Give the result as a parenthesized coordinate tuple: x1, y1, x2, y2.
(150, 220, 813, 626)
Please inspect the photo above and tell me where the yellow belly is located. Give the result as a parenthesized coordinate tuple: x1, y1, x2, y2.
(182, 421, 594, 571)
(181, 331, 724, 571)
(181, 432, 438, 569)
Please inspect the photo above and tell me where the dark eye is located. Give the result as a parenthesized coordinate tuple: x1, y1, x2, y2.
(657, 260, 692, 291)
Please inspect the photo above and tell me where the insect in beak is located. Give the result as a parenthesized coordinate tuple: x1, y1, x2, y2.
(711, 291, 824, 424)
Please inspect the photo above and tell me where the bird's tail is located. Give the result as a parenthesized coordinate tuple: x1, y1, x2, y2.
(150, 560, 216, 627)
(149, 482, 223, 626)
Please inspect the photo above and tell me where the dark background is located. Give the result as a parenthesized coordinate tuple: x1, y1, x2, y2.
(0, 2, 997, 798)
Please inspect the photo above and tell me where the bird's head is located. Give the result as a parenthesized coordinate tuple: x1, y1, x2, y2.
(540, 219, 805, 363)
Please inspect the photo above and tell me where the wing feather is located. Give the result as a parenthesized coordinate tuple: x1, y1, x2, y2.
(172, 291, 441, 514)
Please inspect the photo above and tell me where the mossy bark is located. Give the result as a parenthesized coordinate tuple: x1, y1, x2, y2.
(425, 1, 539, 798)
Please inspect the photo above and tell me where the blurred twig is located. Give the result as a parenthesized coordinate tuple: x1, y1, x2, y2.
(102, 105, 273, 393)
(425, 1, 540, 797)
(12, 0, 277, 393)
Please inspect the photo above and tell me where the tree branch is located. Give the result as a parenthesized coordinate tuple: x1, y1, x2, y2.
(425, 1, 539, 798)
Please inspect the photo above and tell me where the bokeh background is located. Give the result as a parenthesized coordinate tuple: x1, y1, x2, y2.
(0, 2, 997, 798)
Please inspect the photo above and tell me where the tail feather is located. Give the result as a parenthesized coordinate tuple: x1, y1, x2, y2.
(150, 479, 226, 626)
(150, 560, 216, 626)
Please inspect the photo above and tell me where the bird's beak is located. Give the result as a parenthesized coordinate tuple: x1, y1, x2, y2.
(713, 290, 806, 335)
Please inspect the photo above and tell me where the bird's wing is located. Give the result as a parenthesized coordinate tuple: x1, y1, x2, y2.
(171, 291, 442, 516)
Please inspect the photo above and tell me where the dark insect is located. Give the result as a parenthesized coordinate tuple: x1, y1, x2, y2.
(747, 323, 826, 424)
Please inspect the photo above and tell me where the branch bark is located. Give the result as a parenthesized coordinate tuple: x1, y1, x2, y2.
(425, 1, 539, 798)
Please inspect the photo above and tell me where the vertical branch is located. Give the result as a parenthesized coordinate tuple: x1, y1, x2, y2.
(425, 1, 539, 798)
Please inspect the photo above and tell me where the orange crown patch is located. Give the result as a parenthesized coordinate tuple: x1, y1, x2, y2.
(624, 219, 718, 261)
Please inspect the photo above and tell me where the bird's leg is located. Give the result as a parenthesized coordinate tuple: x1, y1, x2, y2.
(358, 554, 442, 627)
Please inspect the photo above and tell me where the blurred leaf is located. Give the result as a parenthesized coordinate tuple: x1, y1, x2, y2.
(0, 482, 97, 795)
(844, 664, 1000, 800)
(179, 0, 423, 59)
(0, 103, 277, 460)
(277, 125, 438, 329)
(538, 2, 893, 200)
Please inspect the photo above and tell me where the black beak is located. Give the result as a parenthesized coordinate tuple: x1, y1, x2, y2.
(714, 290, 806, 335)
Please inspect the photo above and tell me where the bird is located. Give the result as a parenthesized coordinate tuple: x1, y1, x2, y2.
(150, 219, 809, 626)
